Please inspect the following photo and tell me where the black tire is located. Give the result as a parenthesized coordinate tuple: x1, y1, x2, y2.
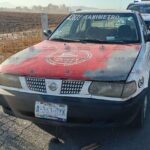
(130, 95, 148, 129)
(2, 107, 14, 116)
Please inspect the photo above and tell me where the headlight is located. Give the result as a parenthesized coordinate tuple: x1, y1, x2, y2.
(122, 82, 137, 98)
(0, 74, 22, 88)
(89, 81, 137, 98)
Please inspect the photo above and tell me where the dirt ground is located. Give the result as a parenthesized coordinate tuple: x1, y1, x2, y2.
(0, 107, 52, 150)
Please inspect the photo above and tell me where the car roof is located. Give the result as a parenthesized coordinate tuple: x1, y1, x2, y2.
(73, 9, 135, 14)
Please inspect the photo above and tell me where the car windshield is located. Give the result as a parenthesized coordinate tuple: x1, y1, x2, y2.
(50, 13, 140, 44)
(128, 4, 150, 14)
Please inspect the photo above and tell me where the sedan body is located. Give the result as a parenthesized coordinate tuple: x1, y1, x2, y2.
(0, 10, 150, 128)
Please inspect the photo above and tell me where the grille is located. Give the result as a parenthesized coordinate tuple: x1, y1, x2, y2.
(61, 80, 84, 94)
(26, 77, 46, 93)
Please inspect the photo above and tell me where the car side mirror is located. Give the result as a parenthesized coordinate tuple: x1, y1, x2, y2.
(43, 29, 52, 38)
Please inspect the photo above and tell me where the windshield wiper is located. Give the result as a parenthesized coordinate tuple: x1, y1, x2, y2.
(51, 38, 138, 44)
(78, 39, 119, 44)
(79, 39, 108, 43)
(112, 40, 139, 44)
(51, 38, 80, 42)
(79, 39, 137, 44)
(51, 38, 110, 43)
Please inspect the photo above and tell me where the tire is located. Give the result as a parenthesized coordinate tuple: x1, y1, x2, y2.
(34, 123, 56, 134)
(130, 95, 148, 129)
(2, 107, 14, 116)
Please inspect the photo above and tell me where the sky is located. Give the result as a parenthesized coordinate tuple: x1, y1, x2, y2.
(0, 0, 134, 9)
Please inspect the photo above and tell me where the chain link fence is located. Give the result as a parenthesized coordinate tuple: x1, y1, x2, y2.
(0, 12, 66, 63)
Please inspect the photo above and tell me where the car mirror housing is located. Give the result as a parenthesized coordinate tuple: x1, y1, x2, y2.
(43, 29, 52, 38)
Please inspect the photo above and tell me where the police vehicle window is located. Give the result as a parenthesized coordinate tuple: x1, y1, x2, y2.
(128, 5, 140, 11)
(137, 8, 150, 31)
(128, 4, 150, 14)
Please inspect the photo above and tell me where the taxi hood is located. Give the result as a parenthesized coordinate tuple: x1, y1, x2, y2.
(0, 40, 141, 81)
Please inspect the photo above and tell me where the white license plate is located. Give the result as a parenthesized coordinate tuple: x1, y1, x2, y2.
(35, 101, 68, 122)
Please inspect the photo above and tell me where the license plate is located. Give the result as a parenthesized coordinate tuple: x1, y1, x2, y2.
(35, 101, 68, 122)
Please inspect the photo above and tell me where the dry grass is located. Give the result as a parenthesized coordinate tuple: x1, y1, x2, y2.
(0, 30, 42, 63)
(0, 12, 65, 63)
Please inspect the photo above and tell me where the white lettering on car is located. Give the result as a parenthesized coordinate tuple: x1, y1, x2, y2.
(68, 14, 120, 21)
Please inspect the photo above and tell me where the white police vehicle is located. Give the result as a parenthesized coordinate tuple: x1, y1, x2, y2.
(127, 1, 150, 29)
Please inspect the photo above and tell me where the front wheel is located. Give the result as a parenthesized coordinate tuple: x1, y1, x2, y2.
(130, 95, 148, 128)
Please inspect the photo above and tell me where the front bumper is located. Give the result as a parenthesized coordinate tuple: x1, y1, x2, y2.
(0, 89, 147, 127)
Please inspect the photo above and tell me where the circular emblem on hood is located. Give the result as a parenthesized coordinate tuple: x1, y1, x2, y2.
(46, 49, 92, 66)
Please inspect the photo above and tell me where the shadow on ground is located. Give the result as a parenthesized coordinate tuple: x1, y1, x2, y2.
(37, 104, 150, 150)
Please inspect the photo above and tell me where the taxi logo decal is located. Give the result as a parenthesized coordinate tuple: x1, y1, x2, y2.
(46, 49, 92, 66)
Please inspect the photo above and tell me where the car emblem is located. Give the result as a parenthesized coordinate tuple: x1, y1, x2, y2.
(138, 77, 144, 88)
(48, 82, 58, 91)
